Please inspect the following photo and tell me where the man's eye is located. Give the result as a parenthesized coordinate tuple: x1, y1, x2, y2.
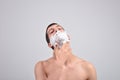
(58, 28, 62, 30)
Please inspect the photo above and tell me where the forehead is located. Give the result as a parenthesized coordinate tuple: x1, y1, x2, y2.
(47, 24, 64, 32)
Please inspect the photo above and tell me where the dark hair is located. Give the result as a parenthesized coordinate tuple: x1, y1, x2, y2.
(45, 23, 58, 49)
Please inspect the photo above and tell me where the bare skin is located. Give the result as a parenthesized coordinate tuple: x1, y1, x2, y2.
(34, 25, 97, 80)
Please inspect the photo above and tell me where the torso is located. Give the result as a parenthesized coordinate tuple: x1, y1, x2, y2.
(42, 57, 89, 80)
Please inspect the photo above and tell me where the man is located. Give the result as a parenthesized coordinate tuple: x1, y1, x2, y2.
(34, 23, 97, 80)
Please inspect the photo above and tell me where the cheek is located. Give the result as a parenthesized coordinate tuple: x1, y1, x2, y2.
(49, 35, 54, 40)
(48, 35, 51, 39)
(48, 34, 53, 39)
(48, 32, 56, 38)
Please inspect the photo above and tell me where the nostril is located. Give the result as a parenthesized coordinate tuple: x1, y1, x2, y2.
(55, 30, 58, 33)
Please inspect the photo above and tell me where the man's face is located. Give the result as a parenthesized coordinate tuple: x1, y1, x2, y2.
(47, 24, 64, 39)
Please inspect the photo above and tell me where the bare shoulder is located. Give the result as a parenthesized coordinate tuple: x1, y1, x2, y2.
(34, 61, 45, 80)
(34, 61, 43, 69)
(77, 58, 97, 80)
(34, 57, 54, 69)
(34, 60, 44, 74)
(76, 57, 96, 70)
(34, 58, 53, 80)
(84, 61, 96, 72)
(34, 58, 51, 73)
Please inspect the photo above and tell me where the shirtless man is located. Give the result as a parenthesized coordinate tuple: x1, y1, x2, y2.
(34, 23, 97, 80)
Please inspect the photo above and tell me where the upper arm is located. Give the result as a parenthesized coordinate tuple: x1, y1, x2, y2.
(87, 63, 97, 80)
(34, 61, 46, 80)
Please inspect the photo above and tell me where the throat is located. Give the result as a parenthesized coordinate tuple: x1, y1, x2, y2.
(63, 54, 75, 66)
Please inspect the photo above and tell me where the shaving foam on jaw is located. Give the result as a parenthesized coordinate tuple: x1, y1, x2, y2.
(50, 31, 70, 48)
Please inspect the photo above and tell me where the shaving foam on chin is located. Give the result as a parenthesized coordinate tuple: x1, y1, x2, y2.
(50, 31, 70, 48)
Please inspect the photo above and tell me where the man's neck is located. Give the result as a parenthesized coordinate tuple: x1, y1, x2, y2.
(53, 48, 76, 66)
(64, 53, 75, 65)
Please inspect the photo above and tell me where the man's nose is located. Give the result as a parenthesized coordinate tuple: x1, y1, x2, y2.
(55, 30, 58, 34)
(55, 30, 60, 34)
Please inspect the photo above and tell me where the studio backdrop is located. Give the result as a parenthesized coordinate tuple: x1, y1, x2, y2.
(0, 0, 120, 80)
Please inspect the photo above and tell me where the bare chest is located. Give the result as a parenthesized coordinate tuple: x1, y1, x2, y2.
(45, 64, 88, 80)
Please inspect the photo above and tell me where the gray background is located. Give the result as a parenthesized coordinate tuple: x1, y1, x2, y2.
(0, 0, 120, 80)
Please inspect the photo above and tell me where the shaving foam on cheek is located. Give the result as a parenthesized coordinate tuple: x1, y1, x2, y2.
(50, 31, 70, 48)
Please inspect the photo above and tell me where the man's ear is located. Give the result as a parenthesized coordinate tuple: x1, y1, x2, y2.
(48, 43, 52, 48)
(48, 43, 54, 50)
(67, 35, 70, 40)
